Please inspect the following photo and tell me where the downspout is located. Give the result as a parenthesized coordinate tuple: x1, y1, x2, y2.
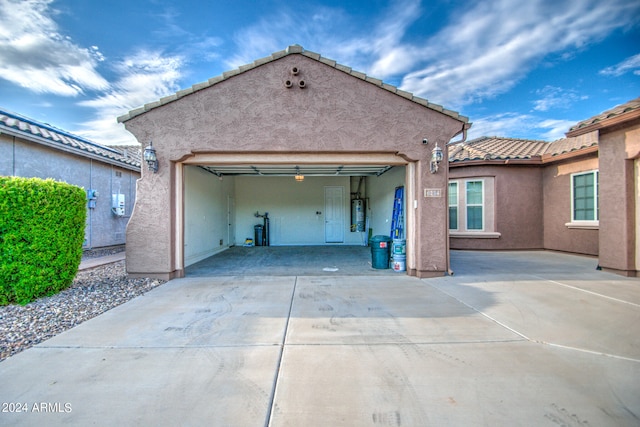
(448, 123, 469, 146)
(446, 123, 469, 276)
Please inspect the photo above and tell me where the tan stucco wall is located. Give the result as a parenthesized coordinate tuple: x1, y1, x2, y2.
(449, 165, 544, 250)
(597, 118, 640, 275)
(122, 53, 465, 278)
(542, 155, 599, 256)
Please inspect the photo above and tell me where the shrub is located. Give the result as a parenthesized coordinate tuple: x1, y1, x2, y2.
(0, 176, 86, 305)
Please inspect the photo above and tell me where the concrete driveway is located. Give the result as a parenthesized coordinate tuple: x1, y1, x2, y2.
(1, 250, 639, 426)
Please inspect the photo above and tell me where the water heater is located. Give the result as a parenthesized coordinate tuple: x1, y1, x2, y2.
(351, 199, 365, 232)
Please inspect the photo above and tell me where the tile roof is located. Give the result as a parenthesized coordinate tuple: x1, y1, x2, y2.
(117, 44, 469, 125)
(449, 135, 598, 164)
(449, 137, 549, 162)
(0, 109, 141, 171)
(568, 96, 640, 135)
(543, 132, 598, 157)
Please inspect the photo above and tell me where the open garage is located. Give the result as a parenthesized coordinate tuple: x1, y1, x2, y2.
(181, 161, 406, 274)
(182, 162, 405, 256)
(118, 45, 469, 279)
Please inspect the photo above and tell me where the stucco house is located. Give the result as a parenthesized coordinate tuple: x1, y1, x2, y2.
(0, 108, 141, 250)
(448, 97, 640, 277)
(117, 45, 470, 280)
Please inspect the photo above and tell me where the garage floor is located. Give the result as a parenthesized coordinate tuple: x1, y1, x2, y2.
(1, 251, 639, 426)
(186, 245, 400, 276)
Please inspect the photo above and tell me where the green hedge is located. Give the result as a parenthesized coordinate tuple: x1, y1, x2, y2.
(0, 176, 86, 305)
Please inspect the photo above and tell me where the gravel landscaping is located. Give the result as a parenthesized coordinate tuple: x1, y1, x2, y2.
(0, 250, 165, 362)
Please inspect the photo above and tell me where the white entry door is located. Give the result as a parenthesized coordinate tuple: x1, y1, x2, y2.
(324, 186, 344, 243)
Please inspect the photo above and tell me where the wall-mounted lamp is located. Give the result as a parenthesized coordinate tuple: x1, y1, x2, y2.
(143, 141, 158, 173)
(430, 142, 444, 174)
(294, 166, 304, 182)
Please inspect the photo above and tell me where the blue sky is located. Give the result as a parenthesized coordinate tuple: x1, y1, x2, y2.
(1, 0, 639, 146)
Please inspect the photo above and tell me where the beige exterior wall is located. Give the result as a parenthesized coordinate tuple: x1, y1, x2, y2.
(597, 119, 640, 276)
(449, 165, 543, 250)
(542, 155, 599, 256)
(122, 53, 465, 279)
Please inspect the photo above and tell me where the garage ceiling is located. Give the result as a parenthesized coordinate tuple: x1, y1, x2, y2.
(199, 164, 394, 177)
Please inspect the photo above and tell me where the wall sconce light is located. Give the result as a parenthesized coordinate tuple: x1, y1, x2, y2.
(143, 141, 158, 173)
(430, 142, 443, 174)
(294, 166, 304, 182)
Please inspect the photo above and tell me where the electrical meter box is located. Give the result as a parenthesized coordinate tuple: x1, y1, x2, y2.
(112, 193, 125, 216)
(87, 189, 98, 209)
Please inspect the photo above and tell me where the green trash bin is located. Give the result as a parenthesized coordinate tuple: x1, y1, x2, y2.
(370, 235, 392, 269)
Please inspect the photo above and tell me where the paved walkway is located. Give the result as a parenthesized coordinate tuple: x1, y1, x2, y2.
(1, 251, 638, 426)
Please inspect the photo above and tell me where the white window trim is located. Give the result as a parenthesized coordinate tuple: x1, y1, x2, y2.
(569, 170, 599, 228)
(565, 221, 599, 230)
(466, 180, 485, 231)
(450, 231, 501, 239)
(448, 182, 459, 231)
(448, 177, 497, 238)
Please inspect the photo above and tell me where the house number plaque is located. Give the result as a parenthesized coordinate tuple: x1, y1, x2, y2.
(424, 188, 442, 198)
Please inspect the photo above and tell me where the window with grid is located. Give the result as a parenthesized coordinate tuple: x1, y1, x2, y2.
(448, 182, 458, 230)
(466, 181, 483, 230)
(572, 171, 599, 221)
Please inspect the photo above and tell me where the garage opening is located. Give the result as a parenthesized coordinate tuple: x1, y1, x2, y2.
(181, 159, 409, 276)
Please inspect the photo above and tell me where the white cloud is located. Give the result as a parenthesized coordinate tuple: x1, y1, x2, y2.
(400, 0, 640, 108)
(0, 0, 109, 96)
(537, 118, 577, 141)
(224, 0, 421, 78)
(467, 112, 576, 142)
(532, 86, 588, 112)
(76, 50, 184, 145)
(600, 53, 640, 76)
(466, 113, 533, 140)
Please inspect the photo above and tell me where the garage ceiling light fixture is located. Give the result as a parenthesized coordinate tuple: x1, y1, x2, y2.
(294, 166, 304, 182)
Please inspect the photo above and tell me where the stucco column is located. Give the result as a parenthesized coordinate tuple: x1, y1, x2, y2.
(125, 156, 177, 280)
(598, 125, 640, 277)
(414, 156, 449, 278)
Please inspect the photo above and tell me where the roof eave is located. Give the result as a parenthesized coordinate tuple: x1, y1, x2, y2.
(1, 127, 141, 172)
(448, 157, 542, 167)
(566, 109, 640, 137)
(541, 145, 599, 164)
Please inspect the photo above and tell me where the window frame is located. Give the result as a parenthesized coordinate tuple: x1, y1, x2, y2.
(567, 170, 599, 229)
(448, 181, 459, 230)
(465, 180, 484, 231)
(448, 177, 499, 239)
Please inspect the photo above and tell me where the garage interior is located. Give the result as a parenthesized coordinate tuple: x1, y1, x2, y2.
(182, 162, 407, 275)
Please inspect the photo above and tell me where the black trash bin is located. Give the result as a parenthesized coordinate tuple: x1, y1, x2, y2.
(254, 224, 264, 246)
(370, 235, 392, 269)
